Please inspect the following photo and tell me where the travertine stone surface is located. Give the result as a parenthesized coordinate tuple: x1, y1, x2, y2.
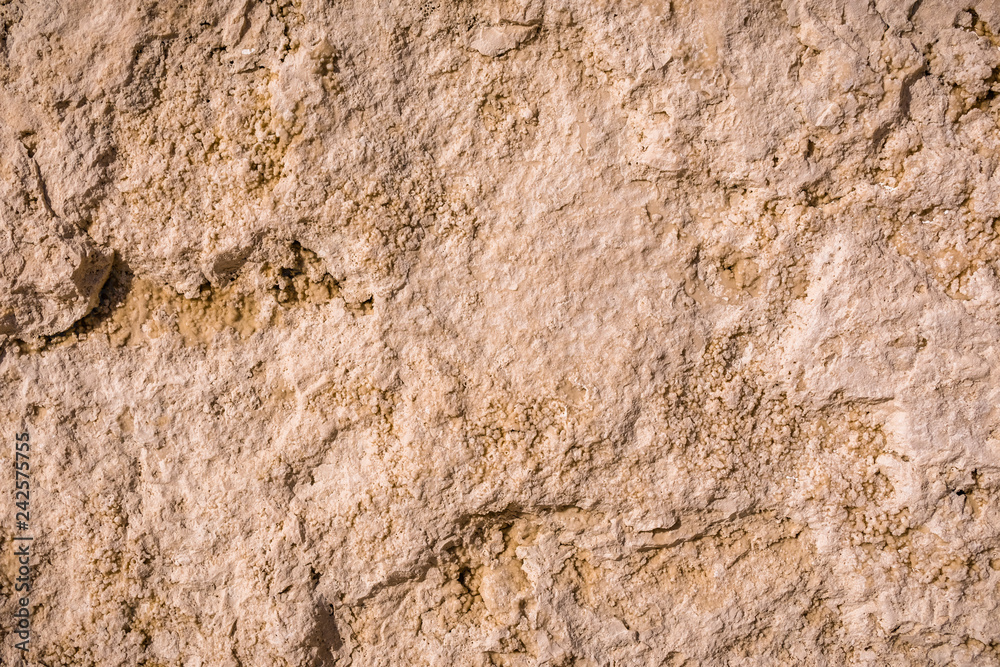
(2, 0, 1000, 664)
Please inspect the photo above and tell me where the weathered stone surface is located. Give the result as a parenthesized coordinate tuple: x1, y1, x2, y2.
(2, 0, 1000, 664)
(0, 129, 113, 340)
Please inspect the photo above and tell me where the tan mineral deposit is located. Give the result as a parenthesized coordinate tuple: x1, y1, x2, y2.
(1, 0, 1000, 664)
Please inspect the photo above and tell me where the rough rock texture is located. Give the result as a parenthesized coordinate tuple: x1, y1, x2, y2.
(3, 0, 1000, 664)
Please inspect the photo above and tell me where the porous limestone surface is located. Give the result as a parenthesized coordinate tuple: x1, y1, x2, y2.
(2, 0, 1000, 664)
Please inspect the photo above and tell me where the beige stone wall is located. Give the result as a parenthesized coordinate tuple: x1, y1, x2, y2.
(2, 0, 1000, 664)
